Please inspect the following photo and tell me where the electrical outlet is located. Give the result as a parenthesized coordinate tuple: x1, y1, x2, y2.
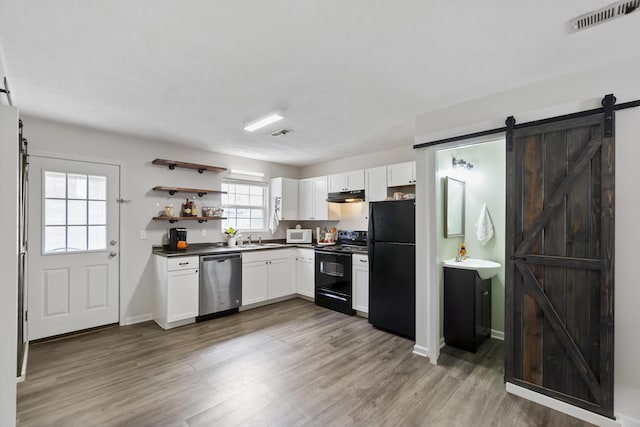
(201, 229, 207, 237)
(139, 230, 147, 240)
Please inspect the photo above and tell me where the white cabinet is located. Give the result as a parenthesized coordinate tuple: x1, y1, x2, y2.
(299, 176, 340, 221)
(295, 248, 315, 298)
(328, 170, 365, 192)
(387, 161, 416, 187)
(352, 254, 369, 314)
(154, 255, 199, 330)
(365, 166, 388, 220)
(271, 177, 299, 220)
(242, 249, 294, 306)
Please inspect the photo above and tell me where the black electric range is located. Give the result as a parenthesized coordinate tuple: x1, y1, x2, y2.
(314, 230, 367, 315)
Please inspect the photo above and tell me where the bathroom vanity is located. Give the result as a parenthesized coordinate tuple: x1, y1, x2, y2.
(443, 265, 492, 353)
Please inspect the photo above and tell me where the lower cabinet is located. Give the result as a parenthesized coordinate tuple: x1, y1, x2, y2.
(295, 248, 315, 298)
(352, 254, 369, 313)
(154, 255, 199, 330)
(242, 249, 294, 306)
(443, 267, 492, 352)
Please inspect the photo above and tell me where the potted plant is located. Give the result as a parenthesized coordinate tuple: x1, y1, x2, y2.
(223, 227, 240, 246)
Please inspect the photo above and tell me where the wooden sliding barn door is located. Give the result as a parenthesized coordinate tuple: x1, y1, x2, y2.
(505, 98, 615, 418)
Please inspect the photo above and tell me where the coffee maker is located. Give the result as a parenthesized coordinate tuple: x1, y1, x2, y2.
(169, 228, 188, 251)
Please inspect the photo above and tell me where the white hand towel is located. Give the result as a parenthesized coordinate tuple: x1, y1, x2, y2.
(475, 202, 494, 246)
(269, 197, 280, 234)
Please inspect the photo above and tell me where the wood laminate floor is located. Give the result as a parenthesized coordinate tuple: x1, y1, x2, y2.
(17, 299, 593, 427)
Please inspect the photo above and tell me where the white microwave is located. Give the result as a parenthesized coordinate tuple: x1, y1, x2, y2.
(286, 229, 312, 244)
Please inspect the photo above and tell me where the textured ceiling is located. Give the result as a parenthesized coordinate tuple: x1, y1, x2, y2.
(0, 1, 638, 166)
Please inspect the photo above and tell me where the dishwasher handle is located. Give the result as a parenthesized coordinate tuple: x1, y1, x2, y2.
(200, 253, 242, 263)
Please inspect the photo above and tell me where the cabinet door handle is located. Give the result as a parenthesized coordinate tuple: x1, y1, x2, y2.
(179, 262, 189, 266)
(359, 259, 367, 263)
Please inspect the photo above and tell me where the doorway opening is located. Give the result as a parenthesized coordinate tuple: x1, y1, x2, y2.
(434, 138, 506, 368)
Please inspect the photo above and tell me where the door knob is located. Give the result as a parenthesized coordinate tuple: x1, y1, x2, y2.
(110, 240, 117, 246)
(109, 251, 118, 258)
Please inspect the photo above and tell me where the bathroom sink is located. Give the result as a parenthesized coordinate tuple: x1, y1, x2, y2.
(443, 258, 501, 280)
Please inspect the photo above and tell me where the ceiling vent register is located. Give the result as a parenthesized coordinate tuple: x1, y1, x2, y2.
(270, 128, 293, 137)
(569, 0, 639, 32)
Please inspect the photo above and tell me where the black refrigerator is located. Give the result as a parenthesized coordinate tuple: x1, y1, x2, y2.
(368, 199, 415, 339)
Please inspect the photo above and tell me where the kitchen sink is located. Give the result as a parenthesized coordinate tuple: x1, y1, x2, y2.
(241, 243, 285, 249)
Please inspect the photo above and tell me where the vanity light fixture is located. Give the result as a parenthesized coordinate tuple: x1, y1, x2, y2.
(243, 111, 284, 132)
(230, 169, 265, 177)
(452, 157, 474, 170)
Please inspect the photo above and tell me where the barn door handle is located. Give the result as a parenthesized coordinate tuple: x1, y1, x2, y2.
(511, 255, 527, 261)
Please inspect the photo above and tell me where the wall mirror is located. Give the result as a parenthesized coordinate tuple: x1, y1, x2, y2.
(444, 176, 465, 237)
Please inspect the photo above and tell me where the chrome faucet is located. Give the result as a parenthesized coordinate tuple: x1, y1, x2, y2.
(247, 234, 253, 245)
(258, 236, 262, 245)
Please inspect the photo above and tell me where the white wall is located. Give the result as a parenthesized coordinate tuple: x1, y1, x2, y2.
(23, 115, 300, 324)
(415, 76, 640, 424)
(0, 105, 18, 427)
(613, 107, 640, 427)
(436, 139, 506, 336)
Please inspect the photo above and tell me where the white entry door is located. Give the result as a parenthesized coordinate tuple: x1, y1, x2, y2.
(28, 156, 120, 340)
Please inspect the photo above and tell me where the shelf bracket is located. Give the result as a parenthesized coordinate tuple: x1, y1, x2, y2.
(168, 164, 176, 170)
(197, 192, 206, 197)
(198, 219, 207, 223)
(169, 190, 177, 196)
(169, 219, 177, 223)
(197, 168, 205, 173)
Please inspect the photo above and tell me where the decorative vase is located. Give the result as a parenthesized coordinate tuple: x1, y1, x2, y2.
(227, 237, 237, 247)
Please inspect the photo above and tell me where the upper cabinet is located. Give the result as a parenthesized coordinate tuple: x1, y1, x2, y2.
(299, 176, 340, 221)
(271, 177, 299, 221)
(328, 170, 365, 192)
(365, 166, 387, 202)
(387, 161, 416, 187)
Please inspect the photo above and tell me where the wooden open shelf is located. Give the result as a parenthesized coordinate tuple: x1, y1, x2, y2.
(152, 186, 226, 197)
(153, 216, 226, 224)
(152, 159, 227, 174)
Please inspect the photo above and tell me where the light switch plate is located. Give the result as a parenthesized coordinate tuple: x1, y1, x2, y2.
(139, 230, 147, 240)
(201, 229, 207, 237)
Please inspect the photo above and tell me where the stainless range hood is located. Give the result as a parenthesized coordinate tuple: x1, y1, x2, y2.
(327, 189, 365, 203)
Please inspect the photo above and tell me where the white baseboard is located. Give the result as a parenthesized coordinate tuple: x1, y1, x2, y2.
(616, 414, 640, 427)
(16, 342, 28, 383)
(491, 329, 504, 340)
(123, 313, 153, 325)
(440, 337, 446, 348)
(412, 344, 429, 358)
(506, 383, 620, 427)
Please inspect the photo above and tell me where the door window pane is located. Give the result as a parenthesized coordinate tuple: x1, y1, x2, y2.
(88, 226, 107, 250)
(67, 174, 87, 199)
(88, 201, 107, 225)
(44, 227, 66, 253)
(45, 172, 67, 198)
(67, 226, 87, 251)
(67, 200, 87, 225)
(43, 171, 109, 254)
(45, 199, 66, 225)
(88, 175, 107, 200)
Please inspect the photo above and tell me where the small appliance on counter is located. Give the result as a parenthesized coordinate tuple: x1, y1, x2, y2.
(169, 227, 188, 251)
(286, 228, 312, 244)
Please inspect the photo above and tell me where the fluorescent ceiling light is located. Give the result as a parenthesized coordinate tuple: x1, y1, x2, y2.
(230, 169, 264, 177)
(243, 112, 283, 132)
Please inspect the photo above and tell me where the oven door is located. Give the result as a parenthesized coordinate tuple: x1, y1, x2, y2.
(314, 250, 354, 315)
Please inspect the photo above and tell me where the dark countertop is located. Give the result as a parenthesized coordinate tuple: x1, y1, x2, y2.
(153, 242, 319, 257)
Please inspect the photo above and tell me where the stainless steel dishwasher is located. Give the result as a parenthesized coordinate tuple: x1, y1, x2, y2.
(198, 253, 242, 320)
